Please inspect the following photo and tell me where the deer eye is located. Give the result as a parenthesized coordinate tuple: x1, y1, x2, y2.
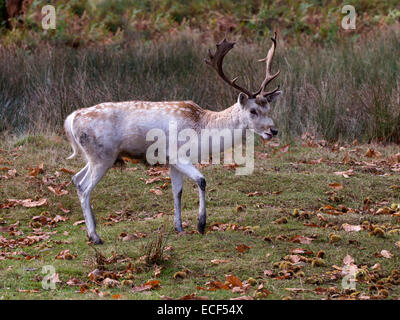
(250, 109, 257, 116)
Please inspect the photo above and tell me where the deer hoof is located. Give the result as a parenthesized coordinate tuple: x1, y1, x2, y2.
(197, 222, 206, 234)
(90, 234, 103, 245)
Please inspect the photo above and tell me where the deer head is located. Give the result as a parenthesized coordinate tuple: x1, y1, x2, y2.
(205, 32, 282, 140)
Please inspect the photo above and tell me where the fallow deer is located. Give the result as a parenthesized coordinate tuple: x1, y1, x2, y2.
(64, 33, 282, 244)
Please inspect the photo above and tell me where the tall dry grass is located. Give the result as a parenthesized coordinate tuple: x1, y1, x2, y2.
(0, 29, 399, 142)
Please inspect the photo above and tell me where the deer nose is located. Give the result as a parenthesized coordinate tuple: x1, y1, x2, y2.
(270, 128, 278, 136)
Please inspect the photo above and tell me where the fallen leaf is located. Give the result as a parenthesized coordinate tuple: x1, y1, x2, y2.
(201, 281, 230, 291)
(342, 223, 362, 232)
(280, 144, 290, 153)
(66, 277, 86, 286)
(59, 168, 76, 174)
(17, 289, 40, 293)
(145, 177, 162, 184)
(47, 185, 68, 196)
(153, 265, 162, 278)
(371, 263, 381, 271)
(289, 235, 314, 244)
(246, 191, 263, 197)
(73, 220, 85, 226)
(365, 148, 381, 158)
(102, 278, 120, 288)
(55, 249, 76, 260)
(264, 270, 274, 277)
(144, 279, 160, 289)
(173, 271, 187, 279)
(285, 288, 311, 293)
(230, 296, 254, 300)
(3, 198, 48, 208)
(235, 244, 251, 253)
(287, 255, 302, 263)
(57, 203, 70, 214)
(329, 183, 343, 190)
(380, 250, 393, 259)
(29, 163, 44, 177)
(211, 259, 231, 264)
(179, 293, 210, 300)
(334, 169, 354, 178)
(225, 274, 242, 288)
(149, 188, 163, 196)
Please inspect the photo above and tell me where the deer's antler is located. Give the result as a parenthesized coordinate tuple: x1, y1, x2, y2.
(204, 38, 255, 98)
(255, 32, 280, 97)
(205, 34, 280, 99)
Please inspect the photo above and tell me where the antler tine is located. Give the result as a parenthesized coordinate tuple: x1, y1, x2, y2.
(205, 38, 254, 97)
(255, 32, 280, 97)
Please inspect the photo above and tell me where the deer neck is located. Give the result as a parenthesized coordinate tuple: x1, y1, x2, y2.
(201, 103, 245, 131)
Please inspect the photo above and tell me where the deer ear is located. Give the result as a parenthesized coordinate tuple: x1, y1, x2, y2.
(266, 90, 282, 103)
(238, 92, 248, 108)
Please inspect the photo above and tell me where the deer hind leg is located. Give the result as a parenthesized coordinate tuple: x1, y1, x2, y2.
(74, 161, 112, 244)
(72, 163, 89, 192)
(171, 162, 206, 234)
(170, 165, 184, 232)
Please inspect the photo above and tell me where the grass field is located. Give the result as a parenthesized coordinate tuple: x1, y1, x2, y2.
(1, 134, 399, 300)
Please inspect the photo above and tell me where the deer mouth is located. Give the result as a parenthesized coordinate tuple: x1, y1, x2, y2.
(261, 132, 273, 140)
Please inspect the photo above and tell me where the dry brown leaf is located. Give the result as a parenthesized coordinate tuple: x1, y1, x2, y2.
(47, 185, 68, 196)
(29, 163, 44, 176)
(289, 235, 314, 244)
(280, 144, 290, 153)
(145, 177, 162, 184)
(149, 188, 163, 196)
(287, 255, 302, 263)
(66, 277, 86, 286)
(264, 270, 274, 277)
(365, 148, 381, 158)
(246, 191, 264, 197)
(380, 250, 393, 259)
(131, 284, 152, 293)
(342, 223, 361, 232)
(179, 293, 210, 300)
(57, 203, 70, 214)
(23, 198, 48, 208)
(102, 278, 120, 288)
(153, 265, 162, 278)
(17, 289, 40, 293)
(59, 168, 76, 174)
(230, 296, 254, 300)
(211, 259, 230, 264)
(55, 249, 76, 260)
(371, 263, 381, 271)
(329, 183, 343, 190)
(173, 271, 187, 279)
(225, 274, 242, 288)
(334, 169, 354, 178)
(235, 244, 251, 253)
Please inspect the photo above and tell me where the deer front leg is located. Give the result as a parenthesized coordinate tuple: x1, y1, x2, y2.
(171, 162, 206, 234)
(170, 165, 184, 232)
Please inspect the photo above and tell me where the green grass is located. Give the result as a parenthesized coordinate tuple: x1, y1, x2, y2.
(0, 134, 399, 300)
